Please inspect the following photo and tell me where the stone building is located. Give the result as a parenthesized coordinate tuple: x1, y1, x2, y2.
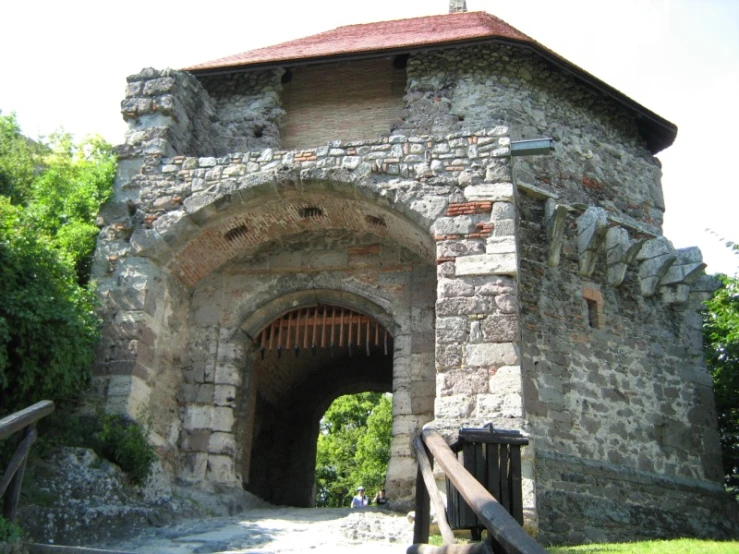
(92, 3, 734, 545)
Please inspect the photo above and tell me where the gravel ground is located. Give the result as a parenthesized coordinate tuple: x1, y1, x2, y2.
(98, 506, 415, 553)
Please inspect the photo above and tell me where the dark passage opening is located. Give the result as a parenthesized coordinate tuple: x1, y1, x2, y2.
(246, 305, 393, 507)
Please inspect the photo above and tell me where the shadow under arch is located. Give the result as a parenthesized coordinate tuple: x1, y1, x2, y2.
(238, 289, 399, 507)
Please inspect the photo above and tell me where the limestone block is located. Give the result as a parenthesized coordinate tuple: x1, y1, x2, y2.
(411, 196, 448, 221)
(495, 294, 518, 314)
(438, 278, 474, 298)
(437, 368, 489, 397)
(660, 284, 691, 304)
(180, 453, 208, 482)
(476, 276, 517, 296)
(636, 236, 674, 260)
(393, 389, 413, 415)
(482, 314, 519, 342)
(660, 247, 706, 286)
(466, 342, 519, 367)
(213, 363, 243, 386)
(485, 236, 517, 254)
(493, 219, 516, 237)
(212, 407, 235, 432)
(437, 239, 485, 258)
(605, 226, 645, 287)
(214, 384, 237, 406)
(208, 432, 236, 456)
(485, 162, 512, 183)
(152, 210, 200, 250)
(463, 183, 514, 201)
(206, 455, 236, 483)
(435, 395, 473, 419)
(410, 352, 435, 380)
(393, 414, 426, 435)
(436, 341, 462, 369)
(436, 316, 469, 344)
(456, 253, 517, 276)
(545, 199, 568, 268)
(638, 240, 677, 297)
(433, 216, 475, 235)
(492, 202, 516, 220)
(436, 296, 492, 316)
(183, 405, 213, 430)
(577, 207, 609, 276)
(474, 391, 523, 419)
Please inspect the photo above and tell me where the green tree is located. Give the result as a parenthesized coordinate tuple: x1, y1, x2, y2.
(703, 246, 739, 499)
(0, 113, 115, 413)
(315, 392, 392, 507)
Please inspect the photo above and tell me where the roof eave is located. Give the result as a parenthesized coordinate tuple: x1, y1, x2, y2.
(186, 36, 677, 154)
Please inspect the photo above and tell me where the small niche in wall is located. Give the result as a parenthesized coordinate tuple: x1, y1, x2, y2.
(224, 224, 249, 242)
(299, 206, 324, 219)
(582, 285, 604, 329)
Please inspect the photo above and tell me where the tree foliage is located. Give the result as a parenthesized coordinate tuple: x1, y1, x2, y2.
(702, 244, 739, 499)
(0, 112, 115, 413)
(315, 392, 392, 507)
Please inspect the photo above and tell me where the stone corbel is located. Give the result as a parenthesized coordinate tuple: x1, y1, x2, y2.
(659, 247, 707, 304)
(636, 237, 676, 297)
(605, 227, 645, 288)
(545, 198, 568, 267)
(577, 207, 609, 276)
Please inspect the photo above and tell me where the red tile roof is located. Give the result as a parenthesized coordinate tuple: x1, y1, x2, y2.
(184, 11, 677, 153)
(185, 12, 531, 72)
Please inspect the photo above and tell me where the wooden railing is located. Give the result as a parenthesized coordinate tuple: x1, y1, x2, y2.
(0, 400, 55, 522)
(412, 427, 547, 554)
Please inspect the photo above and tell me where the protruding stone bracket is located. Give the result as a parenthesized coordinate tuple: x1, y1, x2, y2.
(605, 227, 645, 288)
(659, 247, 707, 304)
(577, 207, 609, 276)
(545, 198, 568, 267)
(636, 237, 677, 297)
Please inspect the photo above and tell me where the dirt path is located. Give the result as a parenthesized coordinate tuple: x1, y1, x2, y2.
(100, 506, 414, 553)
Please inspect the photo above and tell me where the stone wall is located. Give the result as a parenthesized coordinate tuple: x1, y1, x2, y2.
(401, 44, 665, 233)
(93, 46, 735, 539)
(199, 69, 284, 156)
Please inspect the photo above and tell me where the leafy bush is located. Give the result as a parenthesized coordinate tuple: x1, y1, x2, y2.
(0, 515, 22, 544)
(0, 112, 114, 414)
(98, 414, 157, 487)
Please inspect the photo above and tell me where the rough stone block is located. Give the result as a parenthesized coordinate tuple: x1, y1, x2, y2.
(482, 314, 520, 342)
(180, 453, 208, 481)
(466, 342, 519, 367)
(436, 343, 463, 369)
(208, 432, 236, 456)
(437, 239, 485, 258)
(463, 183, 514, 201)
(456, 253, 517, 276)
(183, 405, 213, 430)
(436, 316, 469, 344)
(485, 236, 517, 254)
(436, 296, 492, 316)
(213, 363, 243, 386)
(438, 368, 489, 396)
(438, 278, 474, 298)
(492, 201, 516, 220)
(206, 454, 236, 483)
(434, 216, 475, 235)
(211, 407, 235, 432)
(435, 395, 473, 420)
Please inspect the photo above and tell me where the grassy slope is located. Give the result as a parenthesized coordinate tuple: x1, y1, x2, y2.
(548, 539, 739, 554)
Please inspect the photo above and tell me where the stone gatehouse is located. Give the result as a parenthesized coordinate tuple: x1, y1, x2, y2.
(92, 6, 734, 544)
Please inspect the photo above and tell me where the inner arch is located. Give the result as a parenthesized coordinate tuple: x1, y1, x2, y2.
(244, 302, 394, 506)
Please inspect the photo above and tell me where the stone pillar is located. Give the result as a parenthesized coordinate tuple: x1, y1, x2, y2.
(433, 138, 524, 431)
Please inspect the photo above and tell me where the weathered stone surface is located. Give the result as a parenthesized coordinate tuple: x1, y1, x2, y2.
(466, 342, 519, 367)
(455, 253, 517, 276)
(463, 183, 514, 201)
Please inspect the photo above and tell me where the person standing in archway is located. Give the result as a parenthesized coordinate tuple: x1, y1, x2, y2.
(351, 486, 368, 508)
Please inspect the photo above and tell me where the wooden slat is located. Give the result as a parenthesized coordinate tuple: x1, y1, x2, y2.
(422, 430, 547, 554)
(303, 308, 310, 349)
(414, 461, 431, 545)
(498, 444, 510, 513)
(412, 435, 456, 545)
(0, 401, 54, 441)
(510, 446, 523, 525)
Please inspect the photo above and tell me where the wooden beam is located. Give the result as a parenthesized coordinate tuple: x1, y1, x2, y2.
(413, 435, 456, 545)
(0, 401, 54, 441)
(422, 430, 546, 554)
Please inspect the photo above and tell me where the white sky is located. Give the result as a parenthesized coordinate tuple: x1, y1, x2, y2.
(1, 0, 737, 275)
